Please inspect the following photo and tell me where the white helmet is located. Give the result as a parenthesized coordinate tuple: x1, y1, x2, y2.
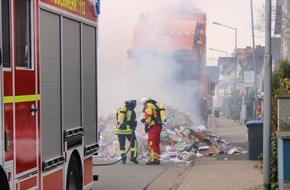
(141, 97, 152, 103)
(141, 97, 157, 104)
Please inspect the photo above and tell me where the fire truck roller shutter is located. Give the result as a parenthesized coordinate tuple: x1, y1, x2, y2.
(40, 9, 62, 161)
(82, 24, 97, 146)
(63, 17, 81, 131)
(62, 19, 83, 190)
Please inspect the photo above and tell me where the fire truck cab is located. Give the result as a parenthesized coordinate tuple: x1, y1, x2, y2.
(0, 0, 100, 189)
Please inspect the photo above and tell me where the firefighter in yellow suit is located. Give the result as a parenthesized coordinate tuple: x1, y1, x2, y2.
(114, 100, 138, 164)
(141, 97, 162, 165)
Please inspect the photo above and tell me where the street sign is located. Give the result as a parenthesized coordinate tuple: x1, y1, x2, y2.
(244, 71, 254, 83)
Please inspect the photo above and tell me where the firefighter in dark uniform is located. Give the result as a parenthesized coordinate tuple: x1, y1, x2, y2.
(114, 100, 139, 164)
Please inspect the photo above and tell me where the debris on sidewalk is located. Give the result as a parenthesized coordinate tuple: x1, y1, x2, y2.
(95, 105, 247, 163)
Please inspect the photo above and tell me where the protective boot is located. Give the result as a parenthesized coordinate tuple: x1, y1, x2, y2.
(146, 161, 160, 165)
(121, 154, 126, 164)
(130, 158, 139, 164)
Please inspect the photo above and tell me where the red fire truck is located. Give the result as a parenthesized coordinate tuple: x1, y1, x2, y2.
(0, 0, 100, 189)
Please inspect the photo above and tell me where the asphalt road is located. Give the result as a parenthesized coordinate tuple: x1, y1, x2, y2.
(92, 115, 263, 190)
(92, 158, 189, 190)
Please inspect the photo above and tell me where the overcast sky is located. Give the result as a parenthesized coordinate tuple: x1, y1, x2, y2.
(194, 0, 266, 65)
(98, 0, 267, 117)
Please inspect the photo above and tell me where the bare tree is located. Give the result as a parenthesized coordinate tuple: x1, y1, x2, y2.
(254, 0, 277, 37)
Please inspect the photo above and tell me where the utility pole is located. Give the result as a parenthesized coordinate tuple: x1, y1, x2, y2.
(263, 0, 272, 189)
(250, 0, 258, 120)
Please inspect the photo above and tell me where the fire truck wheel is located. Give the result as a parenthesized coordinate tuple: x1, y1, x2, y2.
(66, 154, 82, 190)
(0, 165, 9, 190)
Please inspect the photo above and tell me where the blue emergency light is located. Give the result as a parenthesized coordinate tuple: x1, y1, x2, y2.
(94, 0, 100, 15)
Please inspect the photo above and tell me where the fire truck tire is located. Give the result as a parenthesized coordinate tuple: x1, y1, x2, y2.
(0, 165, 9, 190)
(66, 154, 82, 190)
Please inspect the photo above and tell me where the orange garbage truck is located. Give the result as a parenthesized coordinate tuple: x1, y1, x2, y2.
(128, 1, 210, 116)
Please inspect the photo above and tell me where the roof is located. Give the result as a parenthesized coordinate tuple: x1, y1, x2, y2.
(218, 57, 235, 71)
(205, 66, 219, 82)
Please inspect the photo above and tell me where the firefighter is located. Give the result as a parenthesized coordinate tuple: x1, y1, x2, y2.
(200, 97, 208, 123)
(114, 100, 139, 164)
(141, 97, 162, 165)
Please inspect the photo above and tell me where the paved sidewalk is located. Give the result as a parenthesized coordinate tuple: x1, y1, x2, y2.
(176, 114, 263, 190)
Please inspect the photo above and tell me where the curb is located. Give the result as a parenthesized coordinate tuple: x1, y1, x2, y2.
(170, 160, 196, 190)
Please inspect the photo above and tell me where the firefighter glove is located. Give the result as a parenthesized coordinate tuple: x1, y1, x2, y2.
(119, 123, 126, 130)
(144, 125, 149, 133)
(162, 121, 166, 127)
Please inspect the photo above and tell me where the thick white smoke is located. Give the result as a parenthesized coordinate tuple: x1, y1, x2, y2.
(98, 0, 202, 122)
(97, 0, 264, 121)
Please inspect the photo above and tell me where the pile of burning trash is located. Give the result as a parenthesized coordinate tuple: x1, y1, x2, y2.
(96, 105, 247, 162)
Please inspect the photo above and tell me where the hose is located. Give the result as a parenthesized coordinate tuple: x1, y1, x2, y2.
(93, 130, 136, 166)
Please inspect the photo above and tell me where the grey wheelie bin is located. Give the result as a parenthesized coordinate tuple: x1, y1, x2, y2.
(214, 107, 219, 118)
(246, 120, 263, 160)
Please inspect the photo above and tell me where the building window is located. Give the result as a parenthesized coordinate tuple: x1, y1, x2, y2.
(1, 0, 10, 67)
(15, 0, 32, 68)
